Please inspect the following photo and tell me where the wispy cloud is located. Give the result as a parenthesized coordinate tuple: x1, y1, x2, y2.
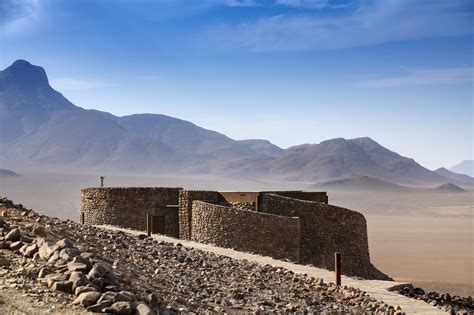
(0, 0, 43, 35)
(202, 0, 474, 52)
(226, 0, 262, 7)
(357, 67, 473, 88)
(49, 78, 117, 91)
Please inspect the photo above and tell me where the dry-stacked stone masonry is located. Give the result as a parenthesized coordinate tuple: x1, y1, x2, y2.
(178, 190, 219, 240)
(80, 187, 390, 280)
(259, 193, 389, 280)
(191, 201, 301, 262)
(80, 187, 181, 237)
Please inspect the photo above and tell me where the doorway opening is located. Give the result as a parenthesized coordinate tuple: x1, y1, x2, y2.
(152, 215, 165, 234)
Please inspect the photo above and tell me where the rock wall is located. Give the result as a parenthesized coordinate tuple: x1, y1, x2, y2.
(191, 201, 300, 262)
(80, 187, 388, 280)
(80, 187, 182, 236)
(178, 190, 219, 240)
(259, 193, 390, 280)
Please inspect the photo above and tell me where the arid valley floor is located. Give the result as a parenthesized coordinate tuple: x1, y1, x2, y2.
(1, 172, 472, 297)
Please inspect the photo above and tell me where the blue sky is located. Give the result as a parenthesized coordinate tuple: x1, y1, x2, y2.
(0, 0, 473, 169)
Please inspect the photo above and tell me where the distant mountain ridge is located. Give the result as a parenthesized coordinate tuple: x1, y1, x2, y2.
(310, 176, 410, 192)
(0, 60, 468, 186)
(434, 168, 474, 186)
(258, 137, 445, 184)
(310, 176, 469, 194)
(450, 160, 474, 177)
(431, 183, 465, 193)
(0, 169, 20, 178)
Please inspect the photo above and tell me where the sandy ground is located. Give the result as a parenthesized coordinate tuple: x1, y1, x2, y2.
(367, 215, 473, 297)
(1, 171, 473, 296)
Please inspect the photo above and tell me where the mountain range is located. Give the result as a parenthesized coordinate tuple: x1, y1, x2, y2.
(0, 169, 20, 178)
(449, 160, 474, 177)
(1, 60, 472, 187)
(310, 176, 467, 193)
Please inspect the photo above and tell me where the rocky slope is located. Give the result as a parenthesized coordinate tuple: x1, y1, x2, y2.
(0, 197, 402, 314)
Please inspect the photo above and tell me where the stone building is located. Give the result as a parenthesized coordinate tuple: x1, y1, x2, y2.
(80, 187, 389, 280)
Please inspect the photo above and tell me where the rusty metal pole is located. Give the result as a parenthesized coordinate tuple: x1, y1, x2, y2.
(335, 252, 341, 286)
(100, 176, 105, 188)
(147, 214, 151, 236)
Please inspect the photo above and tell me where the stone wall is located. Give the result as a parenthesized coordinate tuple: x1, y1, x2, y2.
(191, 201, 300, 262)
(178, 190, 219, 240)
(270, 191, 328, 204)
(80, 187, 388, 280)
(80, 187, 182, 236)
(259, 193, 390, 280)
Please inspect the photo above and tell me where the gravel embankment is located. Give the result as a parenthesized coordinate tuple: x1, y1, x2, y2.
(0, 196, 403, 314)
(391, 284, 473, 314)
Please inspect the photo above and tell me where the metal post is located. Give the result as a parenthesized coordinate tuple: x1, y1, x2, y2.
(147, 214, 151, 236)
(100, 176, 105, 188)
(150, 214, 154, 235)
(335, 252, 341, 286)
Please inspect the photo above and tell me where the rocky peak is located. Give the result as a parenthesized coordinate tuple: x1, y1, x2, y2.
(0, 59, 50, 91)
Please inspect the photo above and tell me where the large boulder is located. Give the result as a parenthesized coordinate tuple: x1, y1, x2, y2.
(22, 243, 39, 257)
(51, 281, 73, 294)
(10, 241, 24, 251)
(5, 228, 21, 242)
(32, 225, 47, 236)
(54, 238, 74, 251)
(136, 303, 155, 315)
(59, 248, 81, 261)
(69, 271, 86, 283)
(86, 300, 114, 313)
(38, 242, 56, 260)
(73, 291, 101, 307)
(0, 219, 10, 231)
(88, 262, 111, 279)
(45, 273, 68, 288)
(75, 285, 99, 296)
(114, 291, 134, 303)
(67, 262, 89, 273)
(104, 302, 133, 315)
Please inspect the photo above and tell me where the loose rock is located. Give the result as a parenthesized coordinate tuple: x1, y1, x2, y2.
(73, 291, 101, 307)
